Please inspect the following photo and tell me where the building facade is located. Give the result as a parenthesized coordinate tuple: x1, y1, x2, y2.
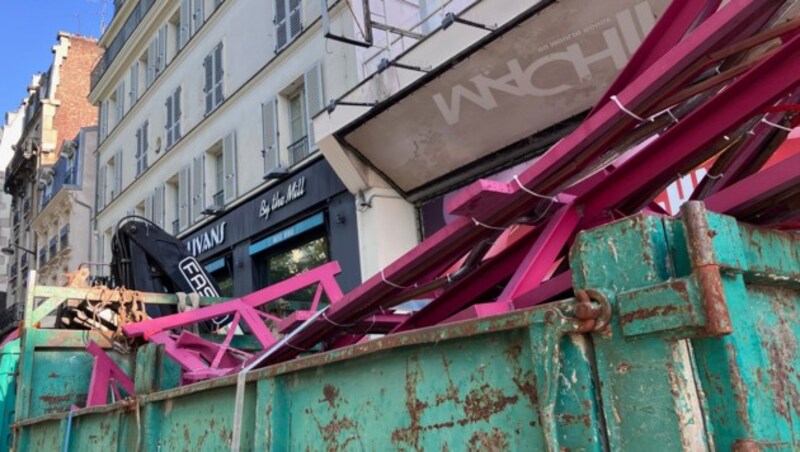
(4, 33, 102, 313)
(90, 0, 423, 298)
(30, 128, 98, 288)
(90, 0, 486, 297)
(0, 104, 26, 308)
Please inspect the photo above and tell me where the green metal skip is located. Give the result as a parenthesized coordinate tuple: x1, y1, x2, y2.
(4, 202, 800, 450)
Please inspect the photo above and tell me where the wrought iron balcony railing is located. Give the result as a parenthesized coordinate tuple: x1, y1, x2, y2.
(288, 135, 309, 166)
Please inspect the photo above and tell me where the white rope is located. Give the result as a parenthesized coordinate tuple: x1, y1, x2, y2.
(761, 117, 794, 133)
(655, 108, 679, 124)
(705, 172, 724, 180)
(610, 95, 645, 122)
(471, 217, 506, 231)
(380, 269, 414, 290)
(323, 311, 356, 328)
(513, 176, 557, 202)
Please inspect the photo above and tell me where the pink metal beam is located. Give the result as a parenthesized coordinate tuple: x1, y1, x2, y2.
(261, 0, 787, 366)
(495, 204, 581, 304)
(393, 227, 541, 333)
(590, 0, 723, 116)
(85, 341, 135, 407)
(582, 30, 800, 219)
(705, 151, 800, 218)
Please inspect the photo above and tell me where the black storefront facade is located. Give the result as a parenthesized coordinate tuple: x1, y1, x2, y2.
(182, 158, 360, 308)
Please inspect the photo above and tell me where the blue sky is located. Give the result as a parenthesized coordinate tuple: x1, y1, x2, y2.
(0, 1, 110, 116)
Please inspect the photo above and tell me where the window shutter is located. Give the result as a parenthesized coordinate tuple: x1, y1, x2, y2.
(304, 61, 324, 149)
(97, 164, 107, 210)
(289, 0, 302, 39)
(145, 193, 154, 221)
(147, 38, 157, 86)
(204, 54, 213, 113)
(142, 121, 149, 168)
(152, 185, 163, 227)
(100, 101, 109, 140)
(165, 96, 173, 148)
(179, 164, 190, 230)
(192, 0, 205, 34)
(223, 131, 237, 203)
(275, 0, 288, 51)
(261, 97, 280, 172)
(213, 43, 224, 106)
(192, 154, 205, 220)
(180, 0, 190, 47)
(115, 82, 125, 123)
(129, 62, 139, 104)
(174, 86, 182, 139)
(114, 149, 123, 198)
(158, 25, 168, 73)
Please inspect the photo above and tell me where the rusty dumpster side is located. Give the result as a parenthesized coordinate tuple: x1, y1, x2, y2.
(9, 202, 800, 451)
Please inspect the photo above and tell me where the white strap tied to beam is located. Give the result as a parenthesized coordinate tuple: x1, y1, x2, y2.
(380, 268, 414, 290)
(512, 176, 557, 202)
(761, 117, 794, 133)
(471, 217, 507, 231)
(610, 95, 646, 122)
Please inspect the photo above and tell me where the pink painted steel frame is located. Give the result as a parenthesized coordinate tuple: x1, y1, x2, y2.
(85, 341, 135, 407)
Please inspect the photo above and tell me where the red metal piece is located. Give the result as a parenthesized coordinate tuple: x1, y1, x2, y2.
(85, 341, 134, 407)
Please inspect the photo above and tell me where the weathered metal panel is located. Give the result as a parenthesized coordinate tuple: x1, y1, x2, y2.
(9, 203, 800, 450)
(0, 339, 19, 452)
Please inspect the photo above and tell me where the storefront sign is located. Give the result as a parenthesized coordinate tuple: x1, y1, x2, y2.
(186, 221, 227, 256)
(340, 0, 669, 199)
(258, 176, 306, 220)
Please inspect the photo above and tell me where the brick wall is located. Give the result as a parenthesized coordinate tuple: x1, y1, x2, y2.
(51, 35, 103, 156)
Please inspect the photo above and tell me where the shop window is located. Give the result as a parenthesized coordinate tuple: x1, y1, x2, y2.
(205, 255, 233, 297)
(250, 213, 329, 316)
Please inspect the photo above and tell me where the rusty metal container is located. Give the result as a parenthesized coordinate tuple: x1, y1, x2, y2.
(7, 202, 800, 450)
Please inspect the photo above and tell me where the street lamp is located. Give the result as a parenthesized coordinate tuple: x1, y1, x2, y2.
(1, 243, 36, 256)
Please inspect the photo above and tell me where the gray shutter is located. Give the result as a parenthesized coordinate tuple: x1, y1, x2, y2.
(174, 86, 182, 139)
(97, 164, 107, 209)
(203, 54, 213, 113)
(100, 101, 109, 140)
(214, 43, 224, 103)
(289, 0, 302, 38)
(143, 121, 149, 168)
(147, 38, 157, 86)
(261, 97, 279, 172)
(193, 0, 205, 34)
(192, 154, 205, 220)
(180, 0, 190, 47)
(223, 131, 237, 203)
(304, 62, 324, 149)
(275, 0, 288, 51)
(165, 95, 173, 148)
(114, 149, 123, 198)
(179, 164, 190, 230)
(158, 25, 168, 73)
(129, 62, 139, 104)
(153, 185, 163, 227)
(115, 82, 125, 122)
(145, 193, 153, 221)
